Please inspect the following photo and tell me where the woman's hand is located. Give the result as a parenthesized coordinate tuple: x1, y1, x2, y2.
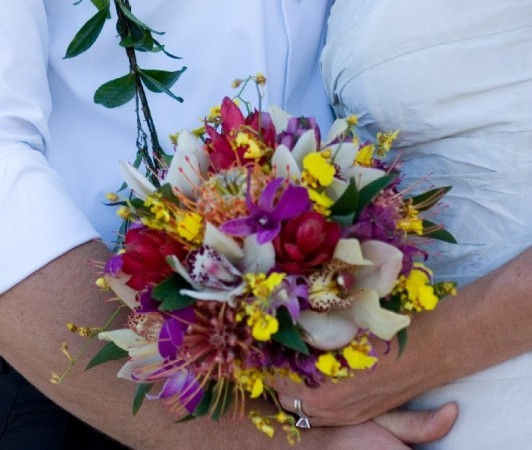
(275, 247, 532, 426)
(274, 331, 441, 427)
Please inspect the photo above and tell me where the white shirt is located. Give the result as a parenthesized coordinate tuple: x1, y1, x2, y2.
(322, 1, 532, 448)
(0, 0, 334, 293)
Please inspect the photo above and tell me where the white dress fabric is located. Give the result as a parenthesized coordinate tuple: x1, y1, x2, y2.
(0, 0, 334, 293)
(322, 1, 532, 448)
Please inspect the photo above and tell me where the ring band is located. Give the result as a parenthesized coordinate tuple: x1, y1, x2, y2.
(294, 398, 311, 429)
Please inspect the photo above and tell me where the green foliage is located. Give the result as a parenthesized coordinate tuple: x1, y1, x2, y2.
(94, 73, 137, 108)
(396, 328, 408, 359)
(409, 186, 452, 212)
(210, 382, 234, 421)
(330, 178, 358, 216)
(116, 1, 164, 35)
(132, 383, 154, 415)
(64, 4, 110, 58)
(119, 26, 156, 51)
(357, 173, 398, 215)
(272, 308, 309, 355)
(421, 220, 458, 243)
(86, 341, 128, 369)
(91, 0, 110, 11)
(151, 276, 195, 311)
(138, 69, 186, 102)
(192, 388, 212, 417)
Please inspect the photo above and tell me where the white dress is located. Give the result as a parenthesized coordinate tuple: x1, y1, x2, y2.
(322, 1, 532, 448)
(0, 0, 334, 293)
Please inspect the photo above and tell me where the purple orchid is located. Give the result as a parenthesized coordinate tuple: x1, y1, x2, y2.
(270, 275, 308, 323)
(277, 116, 321, 151)
(220, 177, 311, 244)
(147, 368, 203, 414)
(158, 308, 196, 360)
(103, 254, 123, 276)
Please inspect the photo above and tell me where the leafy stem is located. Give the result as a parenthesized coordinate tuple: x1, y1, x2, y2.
(65, 0, 186, 184)
(114, 0, 162, 176)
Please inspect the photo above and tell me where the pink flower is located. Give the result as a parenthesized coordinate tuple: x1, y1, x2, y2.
(204, 97, 276, 171)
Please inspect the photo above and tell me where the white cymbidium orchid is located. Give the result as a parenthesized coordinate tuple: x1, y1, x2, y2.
(270, 114, 385, 202)
(103, 273, 137, 310)
(119, 129, 209, 200)
(268, 104, 291, 132)
(165, 129, 210, 198)
(99, 329, 163, 381)
(325, 140, 386, 201)
(298, 238, 410, 350)
(118, 161, 156, 200)
(98, 275, 164, 382)
(167, 223, 275, 305)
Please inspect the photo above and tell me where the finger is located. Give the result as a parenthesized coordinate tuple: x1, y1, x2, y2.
(278, 395, 309, 416)
(278, 395, 352, 427)
(373, 402, 459, 444)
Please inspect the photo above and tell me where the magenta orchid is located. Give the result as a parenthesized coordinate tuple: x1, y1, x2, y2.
(220, 176, 311, 244)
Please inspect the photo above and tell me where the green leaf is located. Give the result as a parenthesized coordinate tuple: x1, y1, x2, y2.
(116, 2, 164, 35)
(90, 0, 110, 10)
(433, 281, 458, 299)
(151, 276, 195, 311)
(120, 29, 155, 51)
(356, 173, 398, 215)
(330, 178, 358, 216)
(192, 388, 213, 417)
(94, 73, 137, 108)
(175, 414, 196, 423)
(152, 38, 183, 59)
(64, 5, 110, 58)
(210, 382, 234, 421)
(409, 186, 452, 212)
(86, 341, 128, 370)
(421, 220, 458, 244)
(396, 328, 408, 359)
(272, 308, 309, 355)
(380, 295, 401, 314)
(138, 68, 186, 102)
(158, 183, 181, 206)
(330, 213, 356, 228)
(132, 383, 154, 415)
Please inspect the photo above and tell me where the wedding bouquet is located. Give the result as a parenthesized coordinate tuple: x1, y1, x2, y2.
(86, 76, 456, 443)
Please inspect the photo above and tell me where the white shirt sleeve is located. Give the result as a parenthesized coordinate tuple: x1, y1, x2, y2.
(0, 1, 99, 294)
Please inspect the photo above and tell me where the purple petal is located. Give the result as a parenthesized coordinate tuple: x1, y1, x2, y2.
(138, 290, 158, 313)
(158, 310, 194, 359)
(220, 217, 257, 237)
(257, 178, 284, 211)
(104, 254, 123, 276)
(272, 185, 311, 221)
(147, 370, 203, 412)
(284, 297, 301, 323)
(179, 374, 204, 413)
(256, 222, 282, 244)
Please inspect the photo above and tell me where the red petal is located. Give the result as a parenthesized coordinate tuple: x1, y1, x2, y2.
(295, 217, 326, 253)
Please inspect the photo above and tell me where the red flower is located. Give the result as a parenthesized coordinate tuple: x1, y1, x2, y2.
(204, 97, 276, 171)
(273, 211, 341, 274)
(121, 227, 187, 290)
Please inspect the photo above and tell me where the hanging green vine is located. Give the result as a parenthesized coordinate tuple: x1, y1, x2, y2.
(64, 0, 186, 182)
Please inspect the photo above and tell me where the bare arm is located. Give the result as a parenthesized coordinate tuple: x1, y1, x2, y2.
(0, 240, 457, 449)
(275, 246, 532, 426)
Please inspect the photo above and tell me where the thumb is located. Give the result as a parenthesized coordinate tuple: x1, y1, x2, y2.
(373, 402, 459, 444)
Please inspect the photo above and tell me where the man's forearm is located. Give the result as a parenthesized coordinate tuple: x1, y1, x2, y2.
(0, 241, 298, 449)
